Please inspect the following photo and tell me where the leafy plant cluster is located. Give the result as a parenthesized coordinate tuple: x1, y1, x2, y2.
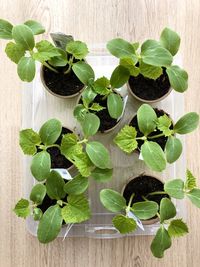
(100, 170, 200, 258)
(107, 27, 188, 93)
(0, 19, 90, 82)
(73, 65, 130, 124)
(114, 104, 199, 171)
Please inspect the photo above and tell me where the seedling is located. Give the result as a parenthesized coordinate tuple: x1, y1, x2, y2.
(107, 28, 188, 96)
(13, 170, 91, 243)
(73, 65, 129, 129)
(19, 118, 113, 181)
(114, 104, 199, 171)
(0, 19, 89, 82)
(100, 170, 200, 258)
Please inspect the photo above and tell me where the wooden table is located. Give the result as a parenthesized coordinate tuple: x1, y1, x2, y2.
(0, 0, 199, 266)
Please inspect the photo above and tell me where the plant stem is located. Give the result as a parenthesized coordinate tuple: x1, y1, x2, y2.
(148, 133, 165, 140)
(64, 55, 74, 75)
(141, 195, 148, 201)
(78, 138, 88, 144)
(135, 136, 147, 141)
(128, 193, 135, 209)
(43, 61, 59, 73)
(146, 191, 168, 197)
(46, 144, 60, 149)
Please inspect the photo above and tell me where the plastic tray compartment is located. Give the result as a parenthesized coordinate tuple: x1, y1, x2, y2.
(22, 45, 186, 239)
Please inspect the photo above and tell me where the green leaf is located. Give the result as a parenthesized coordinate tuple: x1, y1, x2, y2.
(89, 103, 105, 112)
(137, 104, 157, 136)
(0, 19, 13, 39)
(33, 208, 43, 221)
(114, 125, 138, 153)
(174, 112, 199, 134)
(39, 118, 62, 145)
(141, 40, 173, 67)
(168, 219, 188, 237)
(160, 198, 176, 223)
(93, 76, 110, 95)
(17, 56, 36, 82)
(64, 174, 89, 195)
(132, 201, 158, 220)
(165, 136, 182, 163)
(166, 65, 188, 92)
(5, 42, 25, 64)
(160, 27, 180, 56)
(132, 42, 139, 51)
(82, 86, 97, 107)
(66, 40, 88, 59)
(73, 104, 88, 122)
(48, 48, 68, 67)
(24, 20, 45, 35)
(30, 184, 46, 205)
(31, 151, 51, 181)
(86, 141, 112, 169)
(12, 24, 35, 50)
(157, 114, 173, 137)
(81, 113, 100, 136)
(100, 189, 126, 212)
(107, 93, 123, 119)
(120, 57, 140, 77)
(110, 65, 130, 88)
(61, 194, 91, 223)
(164, 179, 185, 199)
(19, 129, 41, 155)
(107, 38, 136, 61)
(33, 40, 61, 62)
(141, 141, 166, 172)
(72, 61, 95, 85)
(186, 189, 200, 208)
(50, 33, 74, 50)
(46, 170, 66, 200)
(73, 152, 92, 177)
(150, 225, 172, 258)
(37, 205, 62, 243)
(91, 167, 113, 182)
(141, 39, 161, 50)
(185, 169, 197, 191)
(140, 61, 163, 79)
(61, 133, 82, 159)
(112, 214, 137, 234)
(13, 199, 30, 218)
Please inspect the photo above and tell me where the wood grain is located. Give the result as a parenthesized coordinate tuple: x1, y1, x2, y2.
(0, 0, 200, 266)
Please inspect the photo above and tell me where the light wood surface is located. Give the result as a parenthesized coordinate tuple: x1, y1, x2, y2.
(0, 0, 200, 266)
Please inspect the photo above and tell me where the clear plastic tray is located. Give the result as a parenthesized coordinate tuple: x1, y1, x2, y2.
(22, 44, 186, 239)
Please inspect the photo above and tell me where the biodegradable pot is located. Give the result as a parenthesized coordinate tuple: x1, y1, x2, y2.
(40, 65, 85, 99)
(128, 108, 173, 152)
(127, 70, 172, 103)
(46, 126, 74, 172)
(121, 174, 168, 225)
(76, 93, 124, 134)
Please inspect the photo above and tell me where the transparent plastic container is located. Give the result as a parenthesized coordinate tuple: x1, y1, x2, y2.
(22, 44, 186, 239)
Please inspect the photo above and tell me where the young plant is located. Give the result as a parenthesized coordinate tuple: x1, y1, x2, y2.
(107, 27, 188, 93)
(13, 169, 91, 243)
(0, 19, 89, 82)
(73, 65, 129, 124)
(100, 170, 200, 258)
(114, 104, 199, 171)
(20, 118, 113, 181)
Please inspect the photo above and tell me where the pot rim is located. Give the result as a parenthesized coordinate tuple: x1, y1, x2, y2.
(40, 65, 86, 99)
(76, 92, 124, 134)
(121, 173, 164, 225)
(127, 79, 172, 103)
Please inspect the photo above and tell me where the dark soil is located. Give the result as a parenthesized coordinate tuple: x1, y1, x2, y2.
(129, 108, 172, 150)
(123, 175, 169, 206)
(43, 61, 84, 96)
(129, 68, 170, 101)
(79, 94, 120, 132)
(46, 127, 73, 169)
